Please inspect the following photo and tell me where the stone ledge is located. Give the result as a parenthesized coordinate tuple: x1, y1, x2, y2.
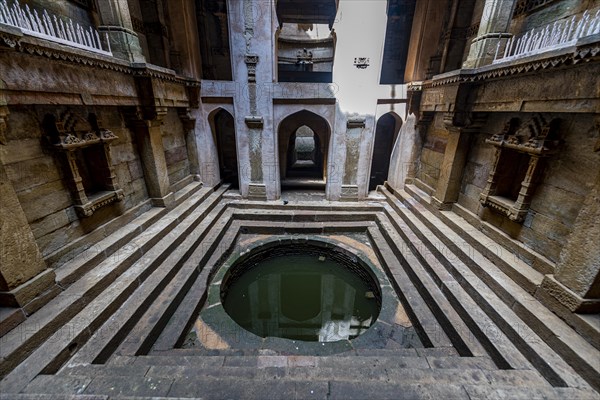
(537, 275, 600, 314)
(0, 268, 56, 308)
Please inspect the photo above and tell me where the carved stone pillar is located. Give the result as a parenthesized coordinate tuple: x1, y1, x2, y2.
(0, 109, 56, 309)
(539, 172, 600, 313)
(463, 0, 517, 68)
(432, 113, 483, 210)
(96, 0, 146, 63)
(125, 108, 174, 207)
(178, 109, 202, 182)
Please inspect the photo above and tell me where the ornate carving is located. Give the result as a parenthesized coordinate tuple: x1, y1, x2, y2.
(484, 114, 561, 155)
(480, 115, 562, 222)
(44, 110, 123, 218)
(245, 116, 264, 129)
(347, 117, 366, 129)
(244, 54, 259, 82)
(74, 190, 125, 218)
(296, 48, 313, 64)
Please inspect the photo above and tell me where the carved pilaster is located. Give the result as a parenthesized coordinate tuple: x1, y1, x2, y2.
(244, 54, 263, 129)
(123, 106, 173, 207)
(0, 106, 8, 145)
(244, 54, 259, 83)
(178, 108, 202, 182)
(185, 82, 201, 109)
(433, 113, 487, 209)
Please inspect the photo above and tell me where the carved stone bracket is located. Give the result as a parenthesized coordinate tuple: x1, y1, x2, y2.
(245, 116, 264, 129)
(177, 108, 196, 131)
(244, 54, 259, 82)
(185, 81, 201, 109)
(122, 106, 167, 129)
(347, 117, 366, 129)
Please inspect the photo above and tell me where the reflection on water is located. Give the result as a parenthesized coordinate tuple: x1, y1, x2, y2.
(222, 254, 380, 342)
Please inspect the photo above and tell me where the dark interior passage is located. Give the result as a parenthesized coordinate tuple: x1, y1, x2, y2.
(212, 109, 239, 189)
(369, 113, 402, 191)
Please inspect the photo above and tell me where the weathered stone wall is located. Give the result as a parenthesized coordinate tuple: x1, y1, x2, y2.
(458, 112, 600, 262)
(0, 106, 149, 260)
(161, 109, 190, 191)
(415, 113, 448, 191)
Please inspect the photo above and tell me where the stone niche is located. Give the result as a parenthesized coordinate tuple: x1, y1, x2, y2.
(479, 115, 562, 223)
(43, 110, 124, 218)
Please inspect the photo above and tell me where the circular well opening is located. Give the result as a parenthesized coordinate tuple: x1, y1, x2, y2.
(221, 243, 382, 342)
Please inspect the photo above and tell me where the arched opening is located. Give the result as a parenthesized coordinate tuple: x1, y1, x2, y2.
(210, 109, 238, 189)
(278, 110, 330, 190)
(285, 125, 323, 179)
(368, 113, 403, 191)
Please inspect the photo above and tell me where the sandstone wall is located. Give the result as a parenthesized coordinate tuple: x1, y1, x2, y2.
(0, 106, 149, 261)
(458, 112, 600, 262)
(162, 108, 190, 191)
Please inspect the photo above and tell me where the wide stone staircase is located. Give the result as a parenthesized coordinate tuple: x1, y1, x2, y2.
(0, 181, 598, 399)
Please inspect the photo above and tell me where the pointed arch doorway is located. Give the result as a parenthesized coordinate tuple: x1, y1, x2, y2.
(209, 108, 239, 189)
(278, 110, 331, 191)
(368, 112, 403, 191)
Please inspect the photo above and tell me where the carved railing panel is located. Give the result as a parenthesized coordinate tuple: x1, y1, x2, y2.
(0, 0, 111, 56)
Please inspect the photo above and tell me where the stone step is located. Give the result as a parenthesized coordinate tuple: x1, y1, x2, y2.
(394, 186, 600, 370)
(228, 200, 384, 213)
(370, 214, 492, 359)
(405, 185, 600, 351)
(153, 346, 464, 358)
(53, 181, 205, 285)
(0, 183, 219, 378)
(380, 186, 600, 392)
(0, 186, 230, 393)
(23, 368, 560, 399)
(67, 202, 233, 364)
(0, 306, 25, 337)
(403, 183, 547, 287)
(101, 352, 486, 366)
(56, 364, 542, 385)
(148, 221, 242, 353)
(124, 354, 497, 370)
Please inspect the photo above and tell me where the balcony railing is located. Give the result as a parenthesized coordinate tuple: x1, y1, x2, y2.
(0, 0, 111, 56)
(493, 9, 600, 64)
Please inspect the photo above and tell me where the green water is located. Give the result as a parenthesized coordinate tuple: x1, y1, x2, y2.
(222, 254, 380, 342)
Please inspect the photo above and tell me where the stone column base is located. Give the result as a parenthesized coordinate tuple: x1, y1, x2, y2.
(340, 185, 359, 202)
(0, 269, 57, 311)
(247, 184, 267, 201)
(430, 196, 454, 211)
(151, 192, 175, 208)
(537, 275, 600, 313)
